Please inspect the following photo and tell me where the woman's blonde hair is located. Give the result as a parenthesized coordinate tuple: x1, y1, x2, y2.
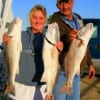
(29, 5, 47, 20)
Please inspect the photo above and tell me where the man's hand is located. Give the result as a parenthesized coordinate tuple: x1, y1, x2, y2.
(55, 41, 64, 52)
(88, 64, 95, 79)
(69, 29, 78, 41)
(3, 33, 11, 44)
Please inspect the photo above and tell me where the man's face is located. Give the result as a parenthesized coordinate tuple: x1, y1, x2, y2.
(57, 0, 74, 16)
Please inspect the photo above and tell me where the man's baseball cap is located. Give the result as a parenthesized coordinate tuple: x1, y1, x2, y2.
(57, 0, 69, 4)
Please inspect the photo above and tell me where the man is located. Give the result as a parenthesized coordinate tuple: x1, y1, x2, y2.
(49, 0, 95, 100)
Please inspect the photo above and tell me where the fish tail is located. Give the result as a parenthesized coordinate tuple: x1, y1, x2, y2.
(4, 82, 15, 96)
(44, 93, 54, 100)
(60, 81, 72, 95)
(65, 81, 72, 94)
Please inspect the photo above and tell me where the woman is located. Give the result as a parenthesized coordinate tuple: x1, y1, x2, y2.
(4, 4, 48, 100)
(3, 4, 63, 100)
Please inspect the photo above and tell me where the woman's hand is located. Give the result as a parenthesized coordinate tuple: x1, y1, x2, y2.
(69, 29, 78, 41)
(3, 33, 11, 43)
(55, 41, 64, 52)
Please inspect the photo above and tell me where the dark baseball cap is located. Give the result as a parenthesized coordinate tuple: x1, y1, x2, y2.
(57, 0, 69, 4)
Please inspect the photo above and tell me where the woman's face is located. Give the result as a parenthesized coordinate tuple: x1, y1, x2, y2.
(57, 0, 74, 17)
(30, 10, 46, 33)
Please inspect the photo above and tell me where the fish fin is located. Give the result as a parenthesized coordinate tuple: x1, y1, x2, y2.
(51, 47, 55, 59)
(16, 66, 19, 75)
(19, 40, 22, 51)
(17, 42, 22, 51)
(16, 41, 21, 75)
(78, 39, 84, 47)
(41, 72, 47, 82)
(51, 46, 58, 59)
